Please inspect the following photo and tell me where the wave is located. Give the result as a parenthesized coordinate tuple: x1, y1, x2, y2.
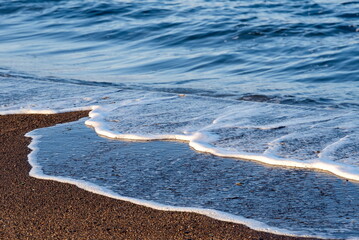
(1, 73, 358, 182)
(85, 94, 359, 182)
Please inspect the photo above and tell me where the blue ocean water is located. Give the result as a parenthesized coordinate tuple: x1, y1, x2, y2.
(1, 0, 359, 238)
(0, 0, 358, 106)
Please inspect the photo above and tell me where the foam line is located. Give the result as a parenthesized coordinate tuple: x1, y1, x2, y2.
(189, 137, 359, 182)
(26, 130, 328, 239)
(85, 106, 359, 182)
(86, 105, 193, 141)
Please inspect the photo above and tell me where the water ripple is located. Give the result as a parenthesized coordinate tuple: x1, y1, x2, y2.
(0, 0, 358, 107)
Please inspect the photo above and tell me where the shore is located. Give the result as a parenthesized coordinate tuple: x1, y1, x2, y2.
(0, 112, 322, 240)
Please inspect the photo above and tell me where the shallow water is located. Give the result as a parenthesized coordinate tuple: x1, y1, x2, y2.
(31, 119, 359, 239)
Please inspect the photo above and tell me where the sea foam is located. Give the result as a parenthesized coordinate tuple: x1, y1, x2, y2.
(84, 92, 359, 182)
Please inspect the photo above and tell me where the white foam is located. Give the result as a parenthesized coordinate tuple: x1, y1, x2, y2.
(86, 105, 193, 141)
(84, 100, 359, 182)
(26, 130, 326, 239)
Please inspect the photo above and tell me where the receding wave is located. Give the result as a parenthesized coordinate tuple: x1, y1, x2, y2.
(28, 115, 359, 239)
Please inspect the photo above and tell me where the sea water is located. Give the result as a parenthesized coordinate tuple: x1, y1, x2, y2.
(0, 0, 358, 238)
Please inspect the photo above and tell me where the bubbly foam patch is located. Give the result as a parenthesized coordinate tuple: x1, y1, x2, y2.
(85, 92, 359, 182)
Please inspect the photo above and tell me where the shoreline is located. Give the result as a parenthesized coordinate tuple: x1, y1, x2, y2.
(0, 112, 322, 239)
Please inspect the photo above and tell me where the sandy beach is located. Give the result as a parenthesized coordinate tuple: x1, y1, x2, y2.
(0, 112, 322, 240)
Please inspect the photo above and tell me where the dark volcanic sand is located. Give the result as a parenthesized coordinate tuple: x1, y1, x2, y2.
(0, 112, 323, 240)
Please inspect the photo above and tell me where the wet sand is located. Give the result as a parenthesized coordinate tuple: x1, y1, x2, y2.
(0, 112, 322, 239)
